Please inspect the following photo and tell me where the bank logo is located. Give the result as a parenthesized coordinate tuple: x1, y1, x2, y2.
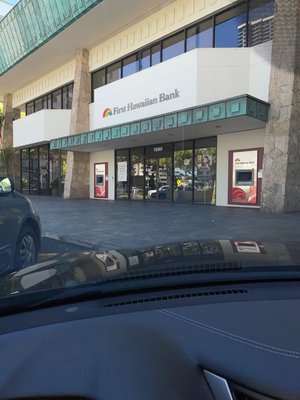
(103, 108, 113, 118)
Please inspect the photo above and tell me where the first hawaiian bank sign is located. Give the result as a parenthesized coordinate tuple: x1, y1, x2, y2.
(102, 89, 180, 118)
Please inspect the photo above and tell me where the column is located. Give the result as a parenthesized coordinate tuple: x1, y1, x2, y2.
(64, 49, 91, 198)
(261, 0, 300, 212)
(0, 94, 20, 187)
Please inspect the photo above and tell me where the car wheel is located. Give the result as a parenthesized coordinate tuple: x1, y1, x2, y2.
(15, 225, 38, 269)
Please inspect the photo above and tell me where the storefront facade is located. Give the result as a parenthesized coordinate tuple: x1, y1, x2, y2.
(20, 145, 67, 196)
(2, 0, 291, 210)
(114, 138, 217, 204)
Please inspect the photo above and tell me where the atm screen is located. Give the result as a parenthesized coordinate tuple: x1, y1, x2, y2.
(97, 176, 104, 185)
(235, 169, 254, 186)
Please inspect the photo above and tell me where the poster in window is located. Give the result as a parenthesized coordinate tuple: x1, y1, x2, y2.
(117, 161, 128, 182)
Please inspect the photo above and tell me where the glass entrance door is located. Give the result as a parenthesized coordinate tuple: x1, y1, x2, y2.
(145, 156, 172, 201)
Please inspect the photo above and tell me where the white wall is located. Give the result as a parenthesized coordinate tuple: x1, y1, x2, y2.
(90, 50, 198, 130)
(12, 59, 75, 108)
(249, 41, 272, 102)
(196, 48, 250, 105)
(13, 109, 71, 148)
(89, 0, 237, 73)
(89, 150, 115, 200)
(216, 129, 265, 207)
(91, 44, 271, 131)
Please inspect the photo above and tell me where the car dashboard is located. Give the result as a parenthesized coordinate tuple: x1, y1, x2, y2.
(0, 280, 299, 400)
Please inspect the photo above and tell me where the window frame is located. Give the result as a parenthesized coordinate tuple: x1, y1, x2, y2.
(90, 0, 274, 94)
(25, 83, 74, 116)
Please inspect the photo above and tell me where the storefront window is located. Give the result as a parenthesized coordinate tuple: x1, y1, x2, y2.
(26, 102, 34, 116)
(162, 31, 185, 62)
(21, 149, 30, 194)
(145, 144, 172, 201)
(151, 43, 161, 66)
(29, 148, 39, 194)
(173, 142, 193, 203)
(107, 61, 121, 84)
(34, 98, 43, 112)
(20, 146, 65, 196)
(39, 145, 49, 194)
(215, 4, 247, 48)
(92, 69, 106, 91)
(116, 150, 129, 199)
(140, 48, 151, 70)
(52, 89, 62, 109)
(186, 19, 213, 51)
(50, 150, 60, 196)
(249, 0, 275, 46)
(27, 84, 73, 115)
(123, 53, 139, 78)
(46, 94, 52, 109)
(60, 151, 67, 195)
(130, 148, 144, 200)
(62, 87, 68, 110)
(194, 139, 217, 205)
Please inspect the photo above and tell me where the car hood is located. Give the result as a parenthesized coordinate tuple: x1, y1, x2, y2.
(0, 239, 300, 296)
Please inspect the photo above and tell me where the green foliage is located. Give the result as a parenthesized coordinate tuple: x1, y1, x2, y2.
(0, 147, 12, 176)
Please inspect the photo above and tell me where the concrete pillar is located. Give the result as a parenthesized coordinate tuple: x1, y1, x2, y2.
(64, 49, 91, 198)
(261, 0, 300, 212)
(0, 94, 20, 185)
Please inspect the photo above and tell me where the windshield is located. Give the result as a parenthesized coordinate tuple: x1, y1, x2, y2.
(1, 0, 299, 308)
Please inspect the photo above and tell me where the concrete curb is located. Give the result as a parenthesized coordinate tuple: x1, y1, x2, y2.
(42, 232, 97, 249)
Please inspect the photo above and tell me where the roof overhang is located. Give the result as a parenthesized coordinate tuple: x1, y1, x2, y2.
(49, 95, 269, 152)
(0, 0, 174, 98)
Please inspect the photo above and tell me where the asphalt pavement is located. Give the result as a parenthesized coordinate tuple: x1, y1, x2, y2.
(29, 196, 300, 252)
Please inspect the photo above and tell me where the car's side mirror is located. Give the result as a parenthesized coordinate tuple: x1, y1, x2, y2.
(0, 177, 14, 194)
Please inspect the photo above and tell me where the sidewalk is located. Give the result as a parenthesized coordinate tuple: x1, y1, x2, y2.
(29, 196, 300, 250)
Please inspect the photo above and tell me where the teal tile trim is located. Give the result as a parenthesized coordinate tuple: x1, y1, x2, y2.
(246, 98, 257, 118)
(88, 132, 95, 143)
(226, 98, 247, 118)
(95, 130, 102, 142)
(103, 129, 111, 140)
(112, 126, 121, 139)
(152, 117, 164, 132)
(74, 135, 81, 146)
(164, 113, 177, 129)
(256, 102, 268, 122)
(209, 103, 226, 120)
(49, 96, 269, 150)
(141, 120, 152, 134)
(0, 0, 104, 76)
(193, 107, 208, 124)
(130, 122, 140, 136)
(178, 110, 192, 126)
(81, 133, 88, 145)
(121, 125, 130, 137)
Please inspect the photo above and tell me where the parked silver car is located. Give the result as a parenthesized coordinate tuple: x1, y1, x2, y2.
(0, 177, 41, 273)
